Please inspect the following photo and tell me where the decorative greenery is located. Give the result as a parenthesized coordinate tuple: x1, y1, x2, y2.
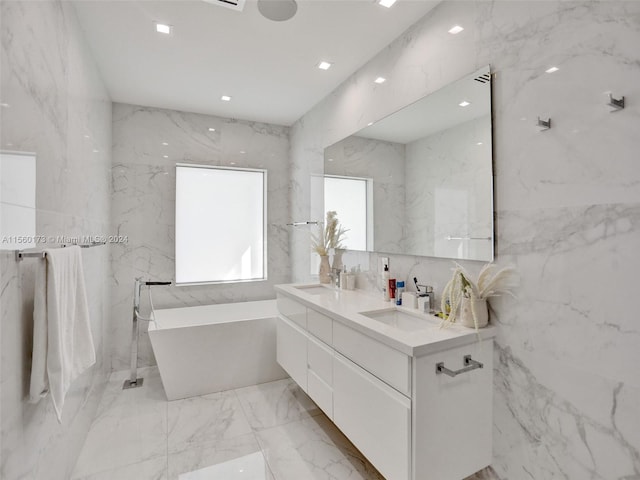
(441, 262, 518, 329)
(311, 211, 348, 256)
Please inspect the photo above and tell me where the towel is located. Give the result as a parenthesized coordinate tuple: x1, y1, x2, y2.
(29, 246, 96, 422)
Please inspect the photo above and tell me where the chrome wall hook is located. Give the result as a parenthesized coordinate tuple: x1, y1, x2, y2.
(537, 116, 551, 131)
(608, 93, 625, 111)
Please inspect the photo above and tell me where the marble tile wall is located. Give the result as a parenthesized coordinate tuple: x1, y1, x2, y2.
(324, 135, 405, 254)
(290, 1, 640, 479)
(0, 1, 112, 479)
(111, 103, 290, 370)
(405, 116, 493, 260)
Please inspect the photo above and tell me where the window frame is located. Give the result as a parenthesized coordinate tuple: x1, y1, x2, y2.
(175, 163, 268, 286)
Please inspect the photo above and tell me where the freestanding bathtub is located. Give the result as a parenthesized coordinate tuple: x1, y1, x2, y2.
(148, 299, 287, 400)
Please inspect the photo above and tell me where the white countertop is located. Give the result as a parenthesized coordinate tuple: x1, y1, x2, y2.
(275, 283, 496, 357)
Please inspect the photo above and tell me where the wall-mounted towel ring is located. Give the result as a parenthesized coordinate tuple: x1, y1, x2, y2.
(537, 117, 551, 131)
(607, 93, 625, 111)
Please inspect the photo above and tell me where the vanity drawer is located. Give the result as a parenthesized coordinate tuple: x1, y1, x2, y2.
(333, 321, 411, 396)
(307, 308, 332, 345)
(333, 352, 410, 480)
(276, 316, 308, 392)
(307, 369, 333, 419)
(307, 334, 333, 385)
(277, 294, 306, 328)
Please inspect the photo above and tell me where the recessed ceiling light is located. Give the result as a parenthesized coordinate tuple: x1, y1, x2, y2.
(476, 142, 483, 145)
(155, 23, 173, 35)
(367, 122, 374, 126)
(240, 150, 246, 154)
(448, 25, 464, 34)
(374, 77, 386, 84)
(84, 134, 90, 139)
(92, 149, 99, 153)
(378, 0, 397, 7)
(221, 95, 232, 101)
(0, 102, 10, 108)
(318, 61, 332, 70)
(163, 155, 169, 158)
(328, 158, 334, 162)
(545, 66, 559, 73)
(208, 127, 216, 132)
(162, 142, 169, 146)
(459, 101, 471, 107)
(230, 162, 236, 165)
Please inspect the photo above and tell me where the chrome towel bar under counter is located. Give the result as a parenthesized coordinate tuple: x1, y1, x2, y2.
(436, 355, 484, 377)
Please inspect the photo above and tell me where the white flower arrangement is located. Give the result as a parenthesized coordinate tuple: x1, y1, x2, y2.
(440, 262, 518, 330)
(310, 211, 348, 256)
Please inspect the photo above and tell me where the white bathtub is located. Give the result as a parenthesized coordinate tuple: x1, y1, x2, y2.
(149, 299, 287, 400)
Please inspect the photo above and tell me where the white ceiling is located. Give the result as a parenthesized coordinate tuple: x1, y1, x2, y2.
(73, 0, 440, 126)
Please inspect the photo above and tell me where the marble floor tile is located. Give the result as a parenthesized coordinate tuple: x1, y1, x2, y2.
(71, 456, 168, 480)
(167, 390, 253, 454)
(234, 378, 321, 431)
(168, 433, 275, 480)
(70, 369, 168, 478)
(256, 414, 384, 480)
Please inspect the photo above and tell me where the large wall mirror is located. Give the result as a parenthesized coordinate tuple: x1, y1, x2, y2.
(323, 65, 494, 262)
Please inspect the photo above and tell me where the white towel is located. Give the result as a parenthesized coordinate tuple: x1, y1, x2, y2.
(29, 246, 96, 422)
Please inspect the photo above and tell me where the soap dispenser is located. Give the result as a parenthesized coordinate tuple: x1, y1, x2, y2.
(382, 264, 390, 301)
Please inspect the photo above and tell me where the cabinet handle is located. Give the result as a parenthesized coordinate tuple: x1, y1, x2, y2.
(435, 355, 483, 377)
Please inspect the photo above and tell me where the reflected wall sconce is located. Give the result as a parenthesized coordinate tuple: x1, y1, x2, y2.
(537, 116, 551, 131)
(607, 93, 625, 111)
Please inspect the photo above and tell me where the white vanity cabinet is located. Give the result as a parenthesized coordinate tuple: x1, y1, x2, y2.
(275, 286, 495, 480)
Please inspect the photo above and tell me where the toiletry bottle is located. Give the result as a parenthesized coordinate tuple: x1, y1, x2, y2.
(396, 281, 405, 306)
(347, 267, 356, 290)
(340, 265, 348, 290)
(389, 279, 396, 301)
(382, 264, 390, 301)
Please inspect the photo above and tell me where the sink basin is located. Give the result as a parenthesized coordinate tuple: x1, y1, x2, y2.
(359, 308, 437, 332)
(294, 284, 335, 295)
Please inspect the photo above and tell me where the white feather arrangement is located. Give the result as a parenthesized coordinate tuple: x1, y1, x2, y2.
(310, 211, 348, 256)
(440, 262, 518, 330)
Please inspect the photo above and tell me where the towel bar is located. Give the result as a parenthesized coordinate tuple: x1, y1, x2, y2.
(15, 241, 106, 261)
(436, 355, 483, 377)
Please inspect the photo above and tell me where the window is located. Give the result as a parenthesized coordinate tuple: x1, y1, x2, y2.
(323, 175, 371, 251)
(175, 164, 267, 284)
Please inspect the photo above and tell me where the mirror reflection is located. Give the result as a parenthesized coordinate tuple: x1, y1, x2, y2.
(323, 65, 494, 262)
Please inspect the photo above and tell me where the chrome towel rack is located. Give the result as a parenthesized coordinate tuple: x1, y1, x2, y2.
(15, 241, 106, 262)
(446, 236, 491, 241)
(436, 355, 483, 377)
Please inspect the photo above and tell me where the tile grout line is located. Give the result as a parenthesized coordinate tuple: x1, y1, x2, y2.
(232, 384, 284, 480)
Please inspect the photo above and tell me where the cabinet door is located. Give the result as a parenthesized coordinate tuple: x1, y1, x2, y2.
(333, 352, 411, 480)
(276, 316, 308, 391)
